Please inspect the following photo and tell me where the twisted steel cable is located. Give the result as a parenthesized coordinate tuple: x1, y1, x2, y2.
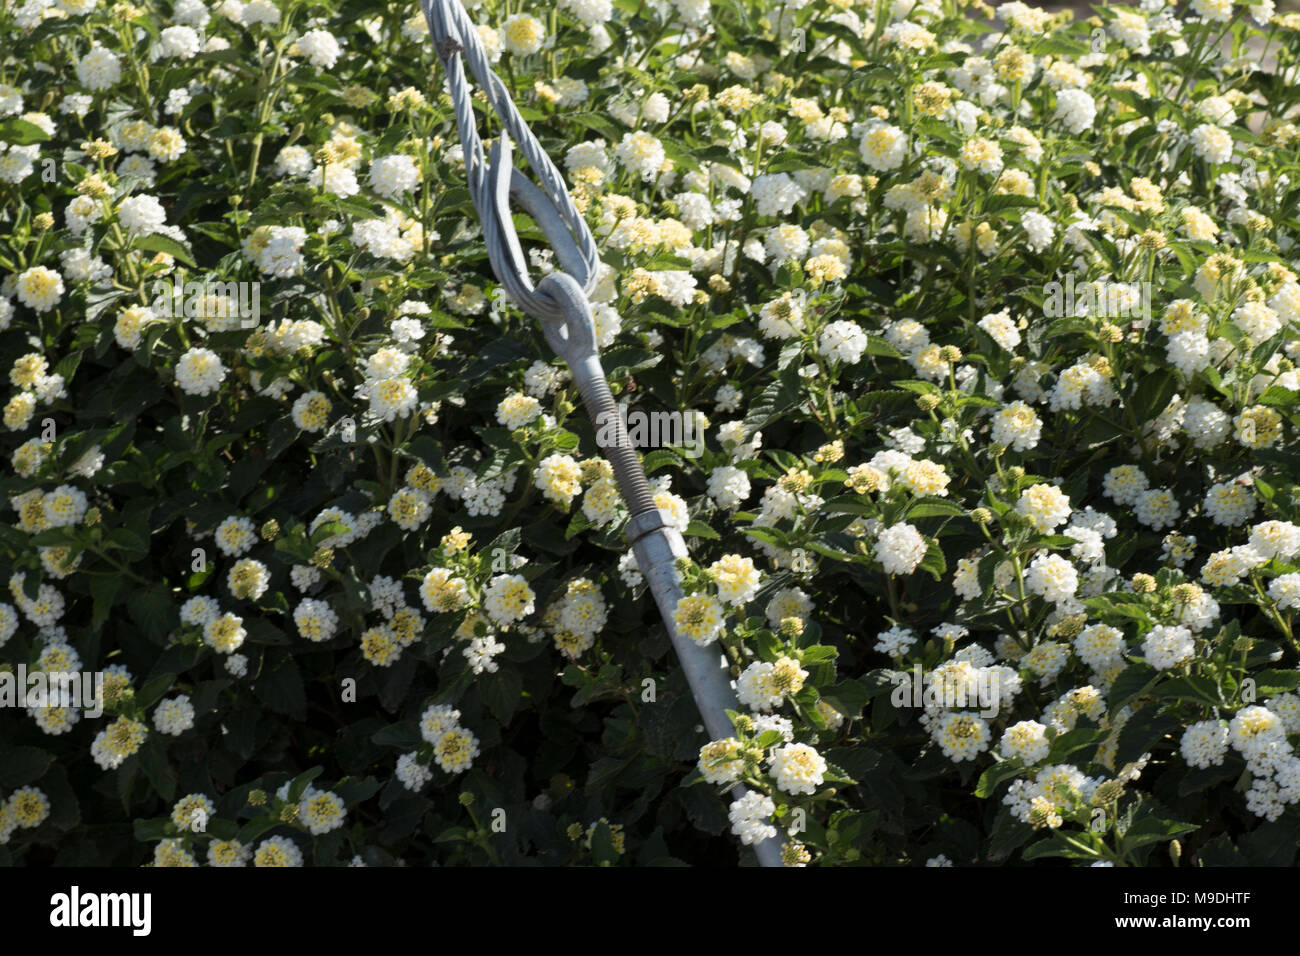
(419, 0, 599, 317)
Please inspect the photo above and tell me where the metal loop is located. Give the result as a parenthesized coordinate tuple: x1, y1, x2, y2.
(533, 271, 598, 363)
(480, 133, 597, 321)
(419, 0, 600, 313)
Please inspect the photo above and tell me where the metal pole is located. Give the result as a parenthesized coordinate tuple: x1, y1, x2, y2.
(419, 0, 784, 867)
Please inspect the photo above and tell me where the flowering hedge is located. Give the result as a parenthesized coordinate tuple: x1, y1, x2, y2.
(4, 0, 1300, 867)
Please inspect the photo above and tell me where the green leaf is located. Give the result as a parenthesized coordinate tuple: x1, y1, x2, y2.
(1195, 833, 1241, 865)
(919, 539, 946, 580)
(1257, 385, 1300, 407)
(588, 819, 619, 865)
(1119, 816, 1199, 852)
(1253, 669, 1300, 695)
(1115, 705, 1181, 766)
(130, 12, 161, 41)
(864, 335, 903, 359)
(371, 722, 422, 750)
(684, 519, 721, 540)
(1107, 661, 1158, 712)
(822, 679, 870, 719)
(132, 818, 175, 842)
(116, 757, 140, 814)
(89, 574, 123, 632)
(1084, 595, 1151, 625)
(1022, 831, 1105, 861)
(127, 584, 172, 644)
(0, 745, 54, 789)
(1156, 674, 1222, 707)
(40, 764, 80, 832)
(641, 449, 679, 474)
(564, 507, 592, 540)
(237, 816, 282, 846)
(906, 497, 966, 519)
(0, 118, 51, 144)
(136, 672, 177, 711)
(741, 366, 801, 439)
(137, 736, 177, 802)
(482, 667, 523, 724)
(1128, 369, 1177, 423)
(245, 618, 291, 644)
(133, 233, 197, 267)
(1046, 726, 1108, 764)
(986, 805, 1033, 861)
(821, 760, 857, 785)
(763, 151, 811, 174)
(1238, 820, 1299, 865)
(310, 520, 351, 546)
(1176, 760, 1240, 796)
(974, 758, 1025, 798)
(335, 776, 382, 804)
(256, 657, 307, 718)
(287, 766, 324, 803)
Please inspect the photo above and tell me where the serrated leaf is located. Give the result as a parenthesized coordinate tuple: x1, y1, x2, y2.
(1156, 674, 1222, 707)
(133, 233, 197, 267)
(1253, 669, 1300, 695)
(907, 497, 965, 519)
(684, 519, 720, 540)
(1115, 705, 1181, 766)
(1022, 831, 1105, 861)
(1107, 661, 1158, 712)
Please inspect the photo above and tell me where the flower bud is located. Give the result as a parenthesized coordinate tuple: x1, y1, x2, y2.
(1092, 779, 1124, 805)
(1131, 573, 1156, 593)
(782, 841, 812, 866)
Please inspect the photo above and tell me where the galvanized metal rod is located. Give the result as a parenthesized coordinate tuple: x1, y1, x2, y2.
(537, 274, 785, 868)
